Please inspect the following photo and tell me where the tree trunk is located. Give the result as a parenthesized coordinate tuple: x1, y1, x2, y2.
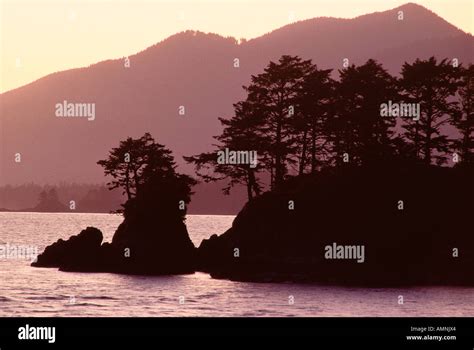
(274, 114, 283, 188)
(299, 129, 308, 175)
(462, 101, 472, 163)
(310, 119, 317, 173)
(247, 169, 260, 200)
(270, 156, 275, 190)
(414, 121, 420, 159)
(424, 106, 433, 164)
(125, 163, 132, 200)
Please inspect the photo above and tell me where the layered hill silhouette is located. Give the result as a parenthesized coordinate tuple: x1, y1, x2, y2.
(1, 3, 472, 213)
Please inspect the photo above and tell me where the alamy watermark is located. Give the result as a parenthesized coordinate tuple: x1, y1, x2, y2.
(324, 242, 365, 263)
(380, 100, 420, 121)
(0, 243, 38, 262)
(217, 148, 258, 168)
(55, 100, 95, 121)
(18, 324, 55, 344)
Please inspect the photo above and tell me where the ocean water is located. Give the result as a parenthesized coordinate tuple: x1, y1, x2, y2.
(0, 212, 473, 317)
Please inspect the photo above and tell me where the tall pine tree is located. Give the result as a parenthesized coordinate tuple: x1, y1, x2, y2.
(452, 64, 474, 165)
(400, 57, 458, 164)
(329, 59, 399, 165)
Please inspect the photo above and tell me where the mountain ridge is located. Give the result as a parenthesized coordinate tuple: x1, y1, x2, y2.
(2, 3, 469, 96)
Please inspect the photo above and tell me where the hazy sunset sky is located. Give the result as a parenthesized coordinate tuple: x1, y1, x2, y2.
(0, 0, 472, 93)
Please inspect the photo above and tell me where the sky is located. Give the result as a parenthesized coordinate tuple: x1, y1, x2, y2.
(0, 0, 472, 93)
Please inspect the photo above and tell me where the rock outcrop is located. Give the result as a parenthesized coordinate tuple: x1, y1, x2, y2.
(32, 177, 196, 275)
(32, 227, 104, 271)
(33, 161, 473, 285)
(197, 162, 474, 285)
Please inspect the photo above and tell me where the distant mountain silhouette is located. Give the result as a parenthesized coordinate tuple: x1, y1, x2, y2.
(0, 184, 123, 213)
(1, 3, 472, 213)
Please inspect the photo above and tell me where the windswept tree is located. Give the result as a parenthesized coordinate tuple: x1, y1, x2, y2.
(97, 133, 195, 205)
(244, 55, 316, 189)
(185, 101, 265, 201)
(329, 59, 400, 165)
(295, 66, 334, 174)
(188, 55, 467, 205)
(188, 55, 318, 195)
(452, 64, 474, 165)
(400, 57, 459, 164)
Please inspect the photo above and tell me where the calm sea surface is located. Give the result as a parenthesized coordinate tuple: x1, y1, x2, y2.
(0, 212, 473, 317)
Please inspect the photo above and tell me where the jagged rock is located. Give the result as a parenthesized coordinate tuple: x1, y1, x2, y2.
(32, 227, 103, 270)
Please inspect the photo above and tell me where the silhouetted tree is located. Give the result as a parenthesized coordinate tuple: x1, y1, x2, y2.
(187, 55, 317, 195)
(38, 189, 48, 204)
(185, 101, 265, 200)
(296, 66, 334, 173)
(98, 133, 195, 206)
(329, 59, 400, 165)
(48, 188, 59, 201)
(188, 55, 468, 206)
(244, 55, 315, 189)
(34, 187, 66, 211)
(400, 57, 458, 164)
(452, 64, 474, 164)
(97, 133, 174, 200)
